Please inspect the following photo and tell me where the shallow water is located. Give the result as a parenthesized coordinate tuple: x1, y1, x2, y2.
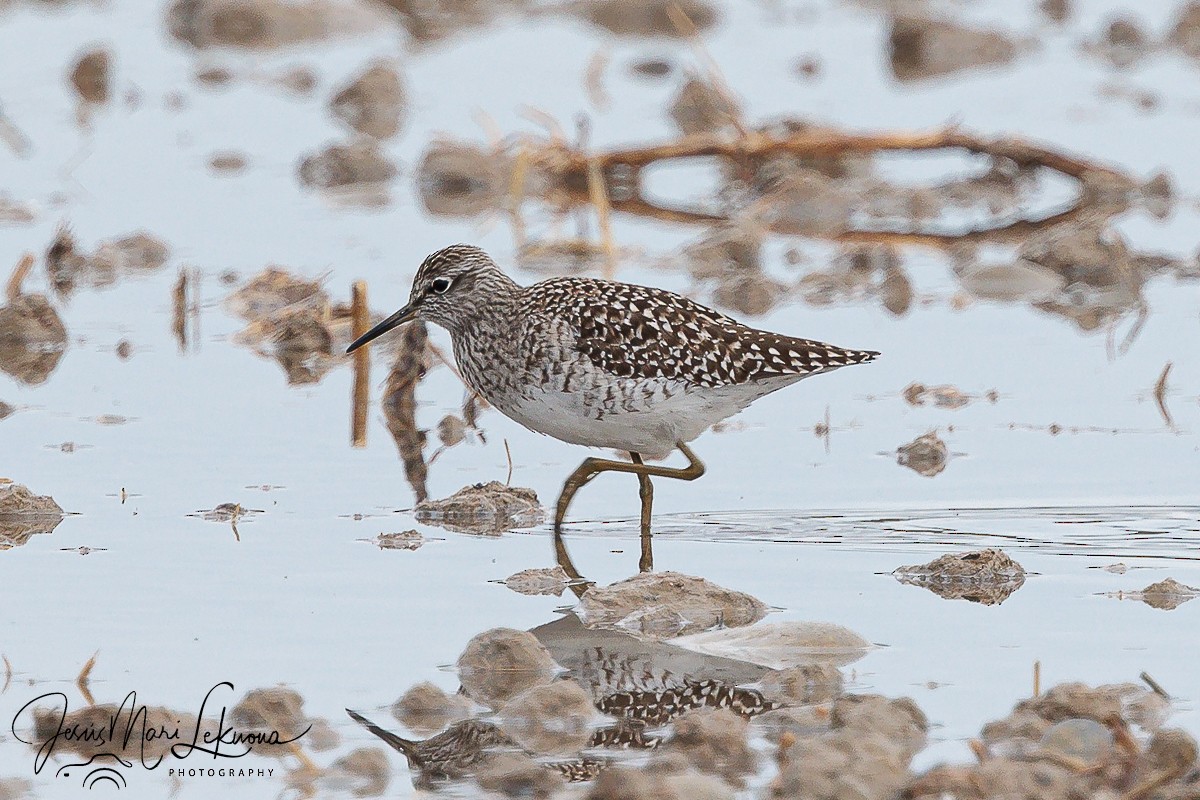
(2, 0, 1199, 796)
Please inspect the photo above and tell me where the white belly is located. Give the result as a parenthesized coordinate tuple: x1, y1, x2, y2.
(498, 375, 808, 459)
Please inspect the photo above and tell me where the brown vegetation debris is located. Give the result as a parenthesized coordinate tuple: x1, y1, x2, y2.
(226, 268, 361, 385)
(1084, 16, 1152, 69)
(167, 0, 387, 49)
(415, 481, 543, 534)
(371, 530, 424, 550)
(576, 571, 767, 638)
(1168, 2, 1200, 59)
(498, 679, 597, 754)
(889, 16, 1017, 82)
(893, 549, 1026, 605)
(1130, 578, 1200, 611)
(69, 47, 112, 104)
(902, 382, 972, 409)
(455, 628, 558, 709)
(391, 681, 473, 736)
(0, 483, 65, 549)
(330, 60, 407, 139)
(209, 150, 249, 173)
(895, 431, 948, 477)
(0, 288, 67, 386)
(417, 141, 513, 218)
(502, 566, 573, 596)
(297, 140, 398, 190)
(664, 708, 756, 786)
(669, 75, 742, 137)
(579, 0, 717, 38)
(45, 227, 170, 298)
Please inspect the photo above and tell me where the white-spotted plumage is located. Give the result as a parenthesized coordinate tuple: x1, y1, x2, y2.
(390, 245, 878, 459)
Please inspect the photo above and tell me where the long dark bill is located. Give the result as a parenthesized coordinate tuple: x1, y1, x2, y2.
(346, 302, 418, 353)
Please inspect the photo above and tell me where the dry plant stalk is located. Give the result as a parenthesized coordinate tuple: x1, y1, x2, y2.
(5, 253, 34, 302)
(351, 281, 370, 447)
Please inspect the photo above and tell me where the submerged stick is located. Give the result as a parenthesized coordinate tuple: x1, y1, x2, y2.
(351, 281, 370, 448)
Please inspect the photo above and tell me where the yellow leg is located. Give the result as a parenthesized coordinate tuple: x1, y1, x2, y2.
(552, 442, 705, 554)
(630, 453, 654, 572)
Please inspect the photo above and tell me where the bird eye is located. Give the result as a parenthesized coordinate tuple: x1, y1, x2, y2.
(430, 277, 452, 295)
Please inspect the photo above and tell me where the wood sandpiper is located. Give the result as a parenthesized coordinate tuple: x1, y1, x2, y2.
(347, 245, 878, 569)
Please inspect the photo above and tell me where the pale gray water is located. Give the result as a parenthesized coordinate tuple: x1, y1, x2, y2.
(2, 0, 1199, 796)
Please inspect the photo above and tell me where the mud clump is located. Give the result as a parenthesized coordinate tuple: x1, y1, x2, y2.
(669, 75, 741, 136)
(0, 483, 65, 549)
(498, 679, 596, 754)
(833, 694, 928, 761)
(325, 747, 389, 795)
(476, 751, 565, 799)
(456, 628, 558, 709)
(502, 566, 573, 596)
(895, 431, 948, 477)
(773, 730, 910, 800)
(1138, 577, 1200, 610)
(297, 140, 397, 190)
(230, 687, 314, 758)
(1087, 16, 1150, 68)
(167, 0, 385, 49)
(902, 382, 971, 409)
(769, 694, 925, 799)
(665, 708, 755, 786)
(330, 61, 406, 139)
(372, 530, 424, 550)
(585, 763, 734, 800)
(230, 686, 305, 727)
(0, 290, 67, 386)
(906, 757, 1081, 800)
(889, 16, 1017, 82)
(415, 482, 544, 535)
(45, 228, 171, 297)
(0, 400, 14, 420)
(893, 549, 1026, 605)
(581, 0, 717, 38)
(226, 267, 355, 385)
(209, 150, 248, 173)
(760, 663, 844, 705)
(417, 141, 512, 218)
(32, 703, 210, 762)
(577, 571, 768, 638)
(1168, 2, 1200, 59)
(69, 48, 112, 104)
(988, 682, 1161, 739)
(392, 681, 473, 735)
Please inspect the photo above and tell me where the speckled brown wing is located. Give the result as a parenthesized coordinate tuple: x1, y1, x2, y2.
(525, 278, 878, 388)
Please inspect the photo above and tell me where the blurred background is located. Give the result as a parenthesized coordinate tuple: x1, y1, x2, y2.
(1, 0, 1199, 797)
